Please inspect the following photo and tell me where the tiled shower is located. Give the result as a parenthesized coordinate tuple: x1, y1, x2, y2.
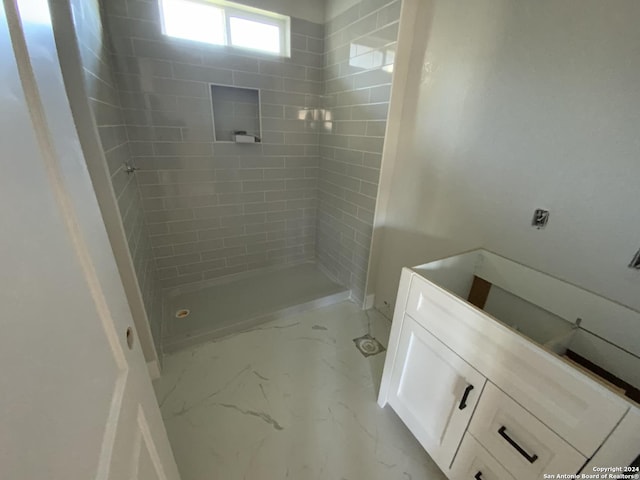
(64, 0, 401, 356)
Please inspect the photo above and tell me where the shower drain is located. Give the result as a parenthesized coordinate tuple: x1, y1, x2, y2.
(175, 309, 190, 319)
(353, 334, 386, 358)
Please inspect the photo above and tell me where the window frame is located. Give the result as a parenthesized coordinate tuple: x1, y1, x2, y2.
(159, 0, 291, 57)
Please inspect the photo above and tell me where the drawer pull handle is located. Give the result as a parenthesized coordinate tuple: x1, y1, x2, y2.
(498, 426, 538, 464)
(474, 472, 483, 480)
(458, 384, 474, 410)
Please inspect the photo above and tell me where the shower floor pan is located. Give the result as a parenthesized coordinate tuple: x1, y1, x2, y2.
(162, 263, 348, 352)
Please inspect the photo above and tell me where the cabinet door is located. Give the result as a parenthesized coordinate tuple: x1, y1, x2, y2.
(582, 407, 640, 474)
(387, 314, 486, 471)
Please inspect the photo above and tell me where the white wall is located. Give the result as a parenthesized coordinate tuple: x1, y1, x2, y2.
(236, 0, 325, 24)
(369, 0, 640, 315)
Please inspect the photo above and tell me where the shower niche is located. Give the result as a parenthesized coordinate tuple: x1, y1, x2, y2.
(210, 84, 262, 143)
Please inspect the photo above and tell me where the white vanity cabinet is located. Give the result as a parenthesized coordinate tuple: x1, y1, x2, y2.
(378, 250, 640, 478)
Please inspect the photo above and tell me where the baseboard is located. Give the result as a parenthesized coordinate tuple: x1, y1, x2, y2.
(147, 360, 161, 380)
(364, 294, 375, 310)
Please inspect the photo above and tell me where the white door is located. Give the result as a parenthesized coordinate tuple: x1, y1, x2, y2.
(0, 1, 180, 479)
(387, 314, 486, 472)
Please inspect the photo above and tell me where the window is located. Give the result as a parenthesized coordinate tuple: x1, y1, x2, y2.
(159, 0, 290, 56)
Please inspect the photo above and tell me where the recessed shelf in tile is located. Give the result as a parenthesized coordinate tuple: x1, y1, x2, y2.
(211, 84, 261, 143)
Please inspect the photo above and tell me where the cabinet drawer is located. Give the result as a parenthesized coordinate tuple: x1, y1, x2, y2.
(405, 273, 628, 456)
(469, 383, 586, 480)
(449, 433, 515, 480)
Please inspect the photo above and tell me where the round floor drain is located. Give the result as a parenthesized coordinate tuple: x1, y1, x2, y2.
(359, 339, 380, 354)
(353, 334, 386, 358)
(175, 309, 190, 319)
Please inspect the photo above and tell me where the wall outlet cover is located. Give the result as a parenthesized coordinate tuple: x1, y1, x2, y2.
(532, 209, 550, 229)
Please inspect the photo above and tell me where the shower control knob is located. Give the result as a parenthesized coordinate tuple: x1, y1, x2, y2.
(126, 327, 134, 350)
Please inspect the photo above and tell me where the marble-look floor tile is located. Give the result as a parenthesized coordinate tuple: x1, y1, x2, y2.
(154, 301, 447, 480)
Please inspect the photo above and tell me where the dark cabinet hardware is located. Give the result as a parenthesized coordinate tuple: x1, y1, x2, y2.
(498, 426, 538, 464)
(459, 384, 474, 410)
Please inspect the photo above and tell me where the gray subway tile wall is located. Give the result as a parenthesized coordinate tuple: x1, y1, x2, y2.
(103, 0, 323, 289)
(318, 0, 401, 304)
(79, 0, 402, 309)
(72, 0, 163, 353)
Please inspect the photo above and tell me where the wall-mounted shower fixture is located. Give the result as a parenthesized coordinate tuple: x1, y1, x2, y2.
(629, 248, 640, 270)
(125, 163, 138, 175)
(532, 209, 550, 229)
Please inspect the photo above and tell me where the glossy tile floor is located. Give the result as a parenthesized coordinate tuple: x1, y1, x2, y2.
(154, 301, 447, 480)
(163, 263, 347, 351)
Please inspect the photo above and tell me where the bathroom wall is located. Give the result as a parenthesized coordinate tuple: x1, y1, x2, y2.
(318, 0, 401, 304)
(103, 0, 324, 289)
(61, 0, 163, 356)
(324, 0, 360, 22)
(369, 0, 640, 314)
(232, 0, 324, 24)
